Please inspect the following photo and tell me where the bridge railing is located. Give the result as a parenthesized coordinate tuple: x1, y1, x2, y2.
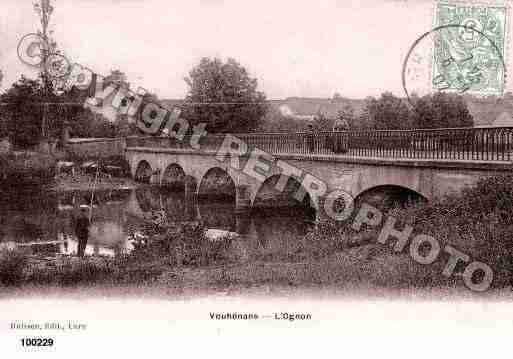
(126, 127, 513, 161)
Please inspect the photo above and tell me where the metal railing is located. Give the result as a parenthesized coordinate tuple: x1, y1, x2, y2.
(126, 127, 513, 162)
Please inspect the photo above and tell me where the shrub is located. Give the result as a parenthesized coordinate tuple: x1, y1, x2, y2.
(111, 258, 164, 284)
(1, 151, 57, 185)
(26, 257, 164, 287)
(386, 174, 513, 288)
(0, 249, 28, 286)
(298, 174, 513, 290)
(26, 259, 114, 286)
(295, 221, 378, 262)
(129, 212, 234, 267)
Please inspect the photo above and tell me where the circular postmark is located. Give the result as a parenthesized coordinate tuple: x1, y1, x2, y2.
(402, 24, 507, 107)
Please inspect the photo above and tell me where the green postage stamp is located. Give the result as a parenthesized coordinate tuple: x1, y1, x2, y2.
(432, 1, 509, 95)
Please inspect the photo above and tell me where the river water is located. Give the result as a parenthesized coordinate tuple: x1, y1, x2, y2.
(0, 187, 315, 259)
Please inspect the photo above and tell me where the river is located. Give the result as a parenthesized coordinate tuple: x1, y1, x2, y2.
(0, 186, 316, 260)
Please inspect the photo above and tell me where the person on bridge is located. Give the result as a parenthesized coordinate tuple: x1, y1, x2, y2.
(306, 124, 315, 153)
(332, 117, 349, 154)
(74, 207, 91, 258)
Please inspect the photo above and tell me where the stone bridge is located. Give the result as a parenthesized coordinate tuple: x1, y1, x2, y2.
(125, 127, 513, 220)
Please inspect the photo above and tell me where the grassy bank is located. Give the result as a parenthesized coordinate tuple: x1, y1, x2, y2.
(2, 174, 512, 295)
(386, 174, 513, 289)
(0, 249, 166, 288)
(156, 173, 513, 292)
(291, 173, 513, 291)
(0, 220, 232, 288)
(0, 151, 57, 185)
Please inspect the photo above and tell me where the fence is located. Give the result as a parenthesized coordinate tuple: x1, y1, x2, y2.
(126, 127, 513, 162)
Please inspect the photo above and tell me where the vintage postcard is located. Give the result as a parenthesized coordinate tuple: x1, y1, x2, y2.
(1, 0, 513, 357)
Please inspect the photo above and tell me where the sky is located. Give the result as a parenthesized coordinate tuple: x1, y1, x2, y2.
(1, 0, 511, 100)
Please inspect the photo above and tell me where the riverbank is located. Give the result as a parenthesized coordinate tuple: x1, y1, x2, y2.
(1, 173, 512, 299)
(50, 173, 139, 192)
(0, 151, 57, 186)
(1, 243, 510, 300)
(0, 218, 504, 299)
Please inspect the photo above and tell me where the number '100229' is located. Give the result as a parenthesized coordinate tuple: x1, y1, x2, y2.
(21, 338, 54, 347)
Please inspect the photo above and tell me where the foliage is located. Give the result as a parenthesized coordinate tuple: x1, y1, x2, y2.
(381, 174, 513, 288)
(67, 109, 121, 138)
(360, 92, 474, 130)
(0, 75, 119, 148)
(0, 249, 28, 286)
(27, 259, 114, 286)
(1, 76, 45, 147)
(26, 257, 163, 286)
(257, 107, 312, 132)
(0, 0, 71, 147)
(409, 92, 474, 129)
(129, 212, 234, 266)
(365, 92, 413, 130)
(181, 57, 268, 133)
(300, 174, 513, 289)
(0, 150, 57, 184)
(311, 110, 333, 131)
(0, 253, 165, 288)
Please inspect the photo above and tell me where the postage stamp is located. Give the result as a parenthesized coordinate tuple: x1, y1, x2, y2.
(432, 1, 509, 95)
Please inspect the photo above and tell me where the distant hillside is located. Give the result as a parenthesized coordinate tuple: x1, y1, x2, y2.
(161, 97, 366, 120)
(161, 94, 513, 128)
(270, 97, 366, 120)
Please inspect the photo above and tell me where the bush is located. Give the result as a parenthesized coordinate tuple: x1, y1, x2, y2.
(386, 174, 513, 288)
(296, 174, 513, 290)
(0, 249, 28, 286)
(26, 257, 165, 287)
(110, 258, 164, 284)
(1, 151, 57, 185)
(295, 221, 378, 262)
(129, 212, 234, 267)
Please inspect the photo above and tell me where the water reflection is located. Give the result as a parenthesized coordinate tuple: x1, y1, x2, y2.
(0, 187, 315, 262)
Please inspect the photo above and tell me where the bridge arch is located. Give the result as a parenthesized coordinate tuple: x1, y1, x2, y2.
(134, 160, 152, 183)
(198, 167, 236, 199)
(161, 163, 186, 189)
(354, 184, 427, 212)
(252, 175, 317, 218)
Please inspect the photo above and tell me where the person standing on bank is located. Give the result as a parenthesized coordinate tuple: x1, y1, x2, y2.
(75, 207, 91, 258)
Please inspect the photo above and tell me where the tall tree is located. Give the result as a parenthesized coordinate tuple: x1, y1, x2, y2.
(410, 92, 473, 129)
(365, 92, 413, 130)
(1, 76, 45, 147)
(0, 75, 102, 147)
(361, 92, 473, 130)
(181, 57, 268, 133)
